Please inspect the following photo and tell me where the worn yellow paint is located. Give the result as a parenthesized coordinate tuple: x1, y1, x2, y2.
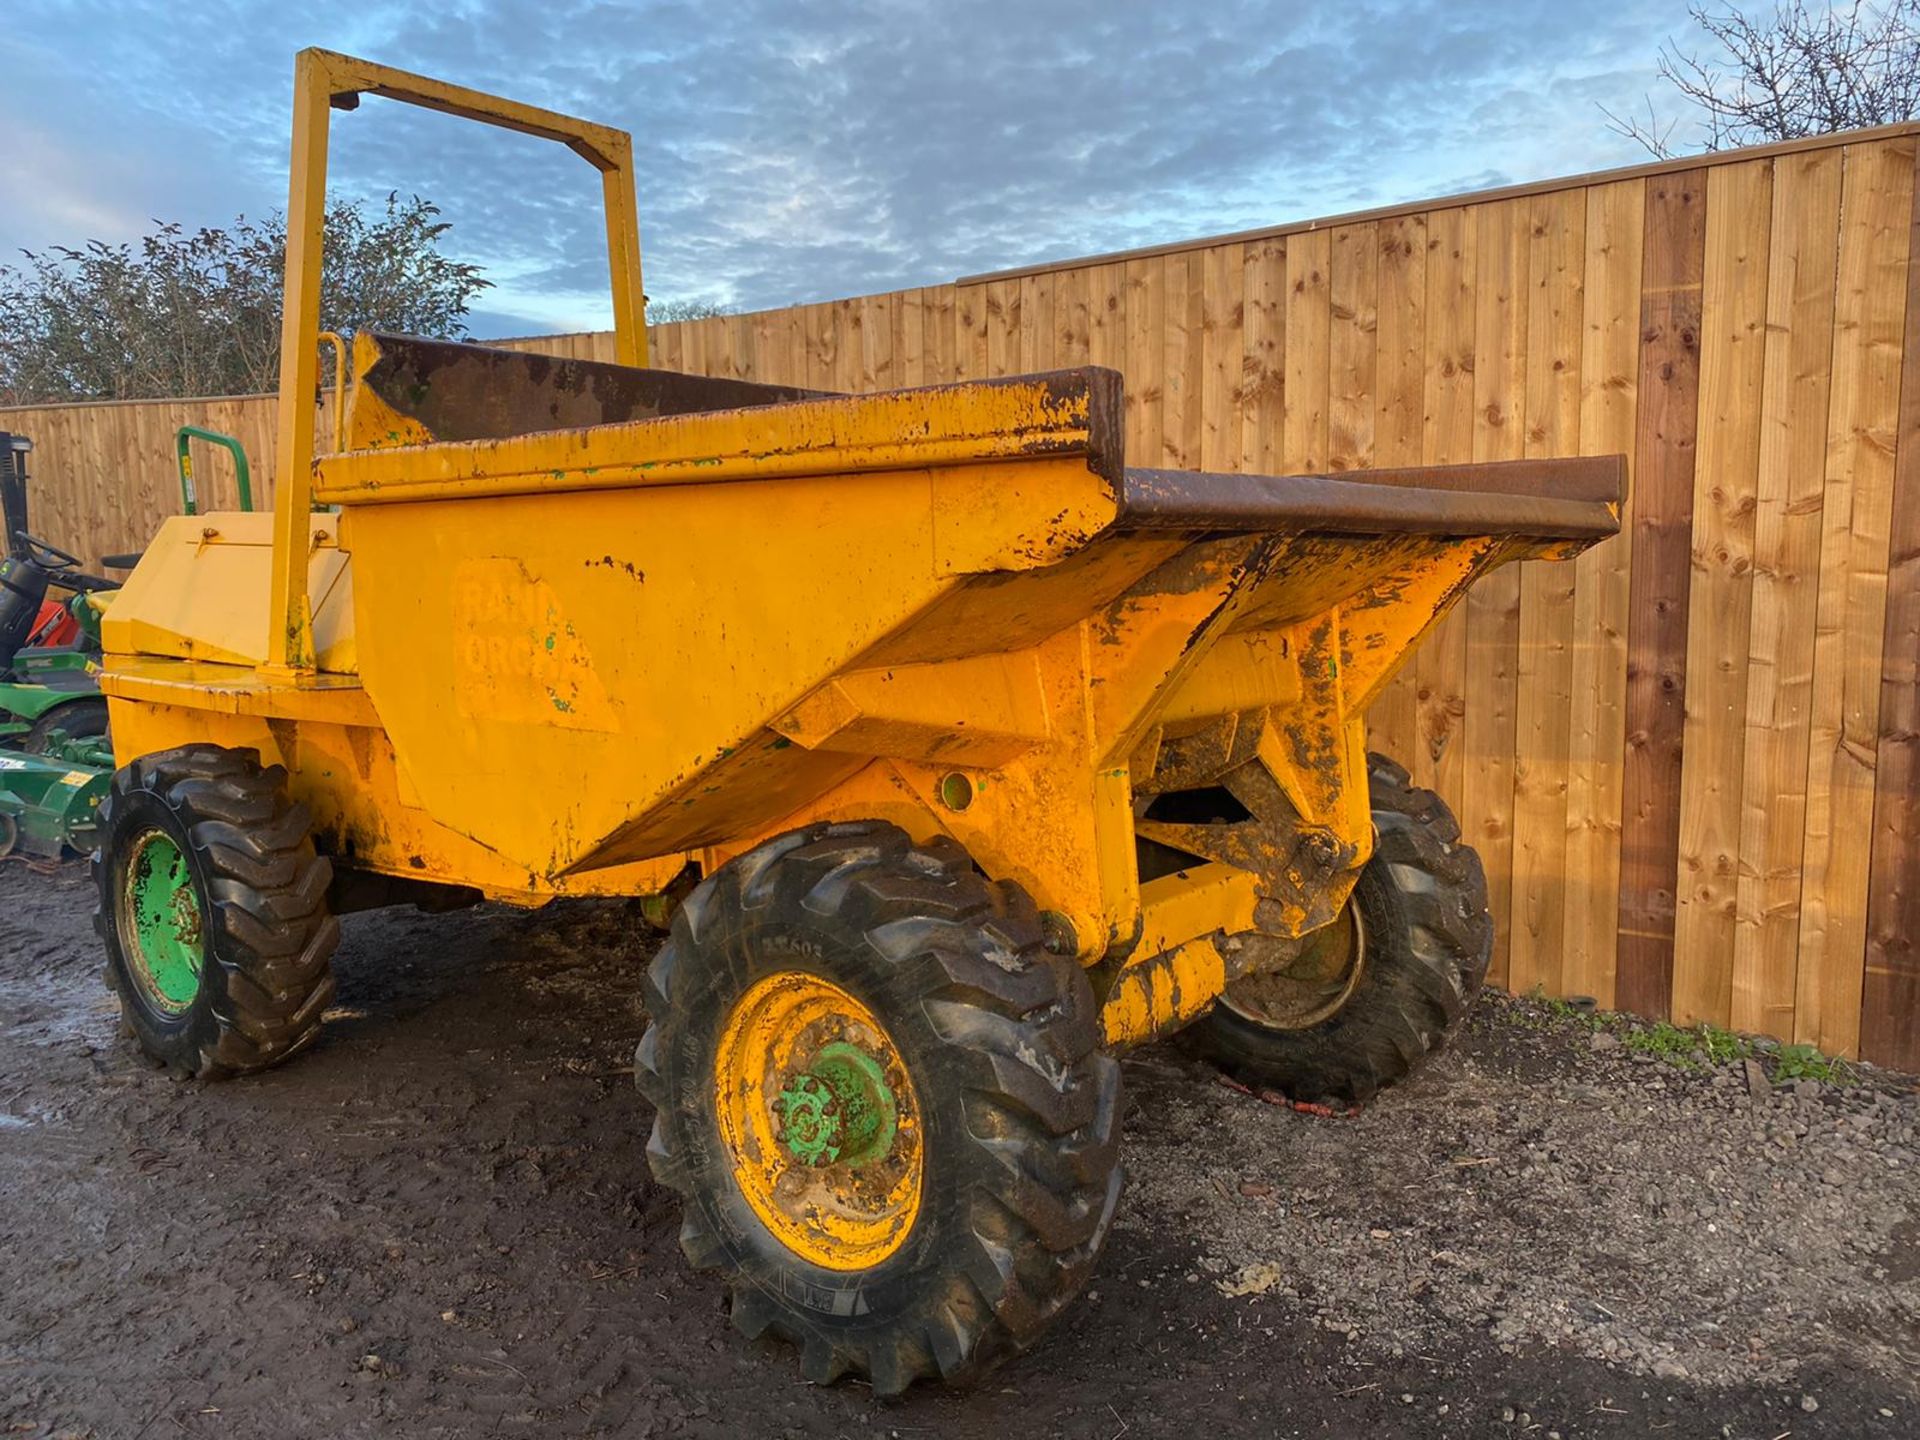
(1101, 936, 1229, 1046)
(713, 971, 923, 1271)
(1131, 863, 1262, 964)
(98, 691, 687, 901)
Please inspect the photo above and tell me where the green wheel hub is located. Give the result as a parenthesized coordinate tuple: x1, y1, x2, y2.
(121, 831, 204, 1014)
(772, 1040, 899, 1167)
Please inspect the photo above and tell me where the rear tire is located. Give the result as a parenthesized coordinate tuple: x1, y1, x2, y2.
(24, 696, 108, 753)
(95, 744, 338, 1079)
(636, 820, 1122, 1395)
(1187, 753, 1492, 1106)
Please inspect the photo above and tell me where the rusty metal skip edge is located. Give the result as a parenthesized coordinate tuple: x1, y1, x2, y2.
(93, 48, 1625, 1054)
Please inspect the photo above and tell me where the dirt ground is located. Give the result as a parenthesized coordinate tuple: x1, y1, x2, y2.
(2, 861, 1916, 1440)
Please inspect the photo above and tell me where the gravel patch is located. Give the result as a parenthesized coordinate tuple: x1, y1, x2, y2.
(1123, 994, 1920, 1394)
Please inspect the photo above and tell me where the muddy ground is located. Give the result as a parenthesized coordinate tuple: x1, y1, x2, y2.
(1, 861, 1915, 1439)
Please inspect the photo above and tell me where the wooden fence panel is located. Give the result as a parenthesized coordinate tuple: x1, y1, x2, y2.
(7, 128, 1919, 1063)
(0, 394, 280, 566)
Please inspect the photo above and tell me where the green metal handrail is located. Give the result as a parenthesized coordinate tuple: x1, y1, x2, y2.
(175, 427, 253, 515)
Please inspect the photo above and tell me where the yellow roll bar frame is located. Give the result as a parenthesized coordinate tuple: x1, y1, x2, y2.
(267, 48, 648, 672)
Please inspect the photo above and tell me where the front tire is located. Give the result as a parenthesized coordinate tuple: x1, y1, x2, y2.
(1188, 754, 1492, 1106)
(95, 744, 339, 1079)
(636, 820, 1121, 1395)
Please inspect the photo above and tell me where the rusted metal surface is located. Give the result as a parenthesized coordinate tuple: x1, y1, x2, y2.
(354, 333, 829, 445)
(320, 364, 1131, 504)
(1117, 457, 1625, 538)
(1133, 726, 1363, 969)
(1217, 900, 1366, 1030)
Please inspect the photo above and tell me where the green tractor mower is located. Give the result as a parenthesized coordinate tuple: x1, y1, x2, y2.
(0, 434, 119, 751)
(0, 426, 255, 858)
(0, 432, 119, 856)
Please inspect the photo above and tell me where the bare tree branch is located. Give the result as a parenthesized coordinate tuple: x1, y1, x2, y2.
(1603, 1, 1920, 159)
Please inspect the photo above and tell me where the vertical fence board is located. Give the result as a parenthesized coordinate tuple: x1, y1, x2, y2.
(1328, 223, 1378, 473)
(956, 283, 988, 382)
(1035, 273, 1063, 372)
(1086, 263, 1128, 408)
(1367, 216, 1429, 763)
(1509, 189, 1587, 999)
(1200, 244, 1246, 474)
(894, 289, 927, 387)
(1058, 268, 1092, 369)
(1241, 240, 1286, 473)
(1466, 200, 1530, 984)
(652, 318, 685, 373)
(981, 280, 1016, 379)
(1863, 151, 1920, 1071)
(678, 315, 709, 378)
(1017, 274, 1043, 374)
(1731, 149, 1843, 1037)
(747, 307, 788, 388)
(926, 284, 960, 383)
(1164, 252, 1205, 471)
(1284, 230, 1331, 473)
(1565, 179, 1647, 1010)
(1416, 208, 1477, 812)
(1672, 159, 1774, 1028)
(1617, 169, 1708, 1020)
(859, 292, 895, 391)
(800, 299, 833, 389)
(1125, 258, 1167, 464)
(1795, 139, 1915, 1057)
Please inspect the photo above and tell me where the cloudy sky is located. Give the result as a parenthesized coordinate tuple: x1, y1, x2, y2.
(2, 0, 1709, 336)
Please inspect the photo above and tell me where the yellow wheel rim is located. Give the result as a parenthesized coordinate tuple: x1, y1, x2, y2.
(714, 971, 924, 1271)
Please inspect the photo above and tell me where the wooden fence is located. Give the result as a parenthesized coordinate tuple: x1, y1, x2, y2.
(2, 125, 1916, 1068)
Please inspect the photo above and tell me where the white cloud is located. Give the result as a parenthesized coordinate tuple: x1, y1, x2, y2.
(1, 0, 1703, 331)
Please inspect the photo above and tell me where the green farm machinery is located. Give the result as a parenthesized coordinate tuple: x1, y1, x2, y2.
(0, 427, 251, 856)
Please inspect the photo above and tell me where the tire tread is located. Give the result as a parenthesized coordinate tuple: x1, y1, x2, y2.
(95, 744, 337, 1080)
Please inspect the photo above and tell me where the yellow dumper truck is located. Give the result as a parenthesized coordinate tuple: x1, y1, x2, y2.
(93, 51, 1624, 1393)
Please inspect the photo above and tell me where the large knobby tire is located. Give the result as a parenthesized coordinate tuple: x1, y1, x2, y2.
(95, 744, 339, 1079)
(636, 820, 1122, 1396)
(1189, 754, 1492, 1106)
